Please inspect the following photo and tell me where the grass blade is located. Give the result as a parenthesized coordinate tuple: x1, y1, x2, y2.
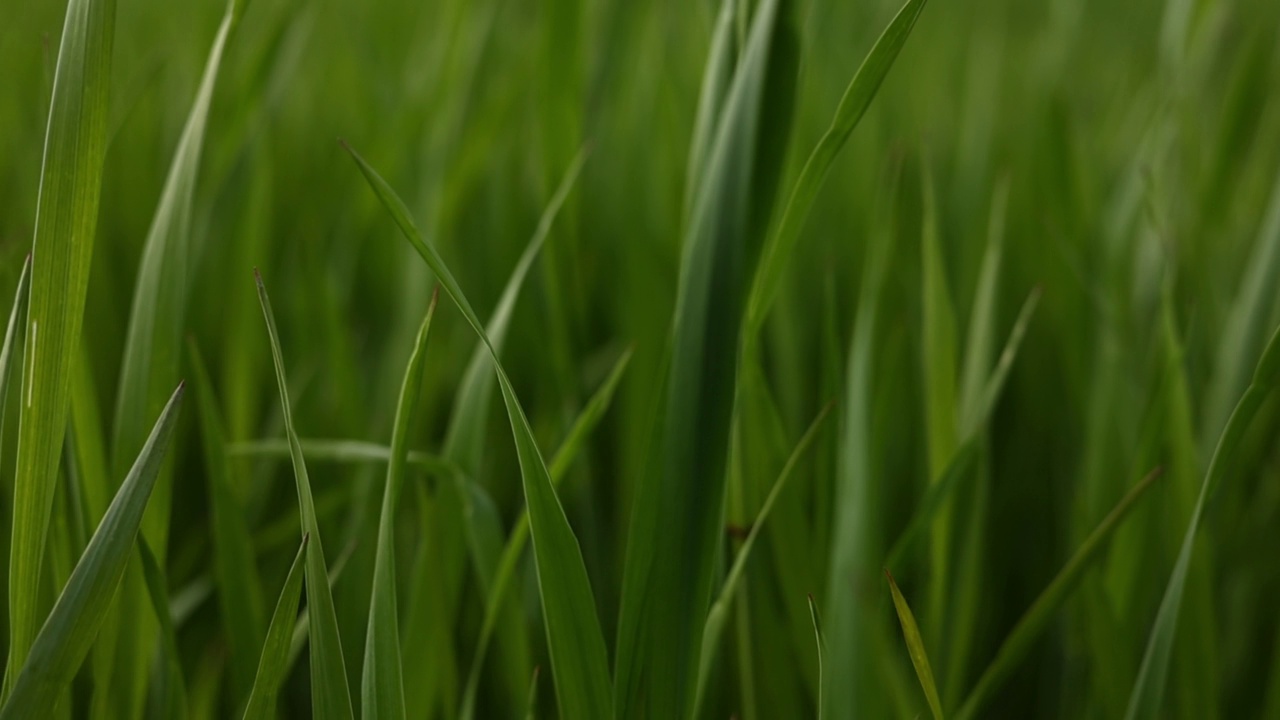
(1124, 326, 1280, 720)
(744, 0, 928, 332)
(954, 466, 1165, 720)
(344, 144, 612, 719)
(0, 255, 32, 465)
(614, 0, 798, 714)
(242, 535, 309, 720)
(226, 438, 457, 476)
(362, 291, 438, 720)
(885, 570, 944, 720)
(461, 345, 633, 720)
(137, 538, 188, 719)
(0, 384, 183, 718)
(694, 401, 833, 715)
(255, 271, 354, 720)
(6, 0, 117, 690)
(189, 339, 266, 703)
(808, 594, 825, 720)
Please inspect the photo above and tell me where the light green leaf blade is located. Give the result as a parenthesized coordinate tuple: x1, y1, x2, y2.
(461, 345, 634, 720)
(885, 570, 944, 720)
(955, 466, 1164, 720)
(242, 535, 309, 720)
(189, 339, 266, 703)
(226, 438, 457, 477)
(109, 1, 245, 711)
(1124, 325, 1280, 720)
(344, 144, 612, 719)
(808, 594, 825, 720)
(255, 271, 354, 720)
(0, 255, 32, 468)
(957, 180, 1008, 436)
(362, 291, 438, 720)
(113, 0, 243, 554)
(694, 401, 833, 716)
(0, 384, 184, 718)
(6, 0, 117, 690)
(744, 0, 928, 333)
(614, 0, 798, 714)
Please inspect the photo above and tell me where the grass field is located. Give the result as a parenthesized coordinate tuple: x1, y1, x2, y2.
(2, 0, 1280, 717)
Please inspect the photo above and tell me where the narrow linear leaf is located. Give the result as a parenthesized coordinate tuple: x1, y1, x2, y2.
(883, 288, 1040, 570)
(885, 570, 944, 720)
(808, 594, 825, 720)
(363, 290, 438, 720)
(137, 538, 188, 719)
(694, 401, 834, 715)
(614, 0, 798, 714)
(255, 271, 354, 720)
(955, 466, 1165, 720)
(744, 0, 928, 332)
(525, 666, 541, 720)
(226, 438, 457, 477)
(1124, 326, 1280, 720)
(242, 535, 309, 720)
(344, 143, 613, 720)
(0, 384, 183, 718)
(189, 339, 266, 703)
(0, 256, 32, 466)
(461, 345, 634, 720)
(6, 0, 118, 689)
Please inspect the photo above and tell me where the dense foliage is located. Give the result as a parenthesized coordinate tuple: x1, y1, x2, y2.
(2, 0, 1279, 717)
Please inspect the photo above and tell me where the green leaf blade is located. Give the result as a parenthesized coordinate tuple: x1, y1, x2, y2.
(255, 271, 354, 720)
(6, 0, 118, 689)
(0, 384, 184, 718)
(344, 144, 612, 719)
(885, 570, 944, 720)
(242, 536, 309, 720)
(362, 291, 438, 720)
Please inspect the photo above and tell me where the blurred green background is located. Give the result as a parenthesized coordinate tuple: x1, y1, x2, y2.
(3, 0, 1280, 716)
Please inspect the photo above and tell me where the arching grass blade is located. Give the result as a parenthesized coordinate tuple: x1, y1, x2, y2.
(0, 384, 183, 718)
(255, 271, 354, 720)
(362, 291, 438, 720)
(242, 535, 308, 720)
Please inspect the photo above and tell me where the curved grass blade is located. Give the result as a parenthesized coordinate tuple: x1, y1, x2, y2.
(808, 594, 825, 720)
(744, 0, 928, 333)
(344, 142, 613, 719)
(6, 0, 118, 691)
(614, 0, 798, 713)
(189, 339, 265, 703)
(137, 538, 188, 719)
(957, 181, 1009, 437)
(0, 385, 183, 718)
(954, 466, 1164, 720)
(883, 288, 1040, 570)
(884, 570, 944, 720)
(693, 401, 834, 715)
(226, 438, 457, 476)
(444, 157, 586, 711)
(1202, 170, 1280, 449)
(109, 2, 247, 711)
(0, 256, 32, 463)
(362, 291, 438, 720)
(684, 0, 737, 217)
(242, 535, 309, 720)
(1124, 325, 1280, 720)
(114, 0, 246, 557)
(823, 158, 899, 720)
(461, 345, 633, 720)
(255, 271, 354, 720)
